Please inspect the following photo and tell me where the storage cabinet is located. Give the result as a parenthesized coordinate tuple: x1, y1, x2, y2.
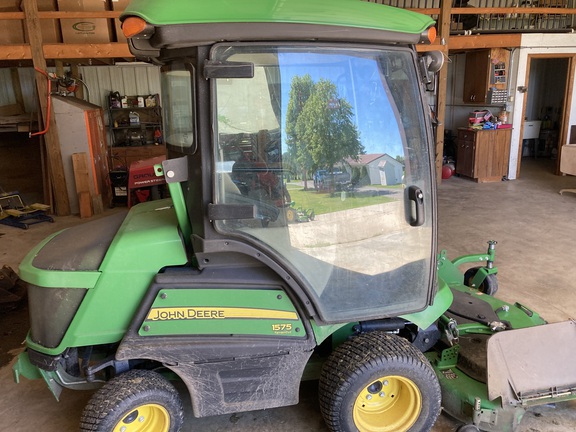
(456, 128, 512, 182)
(456, 129, 476, 177)
(108, 93, 165, 167)
(463, 48, 509, 104)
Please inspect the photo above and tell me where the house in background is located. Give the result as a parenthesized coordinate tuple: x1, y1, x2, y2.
(346, 154, 404, 186)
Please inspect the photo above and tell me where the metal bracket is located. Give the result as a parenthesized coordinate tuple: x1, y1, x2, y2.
(160, 156, 189, 184)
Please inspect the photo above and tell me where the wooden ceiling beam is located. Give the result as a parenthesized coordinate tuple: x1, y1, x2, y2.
(0, 43, 132, 61)
(0, 11, 122, 19)
(448, 34, 522, 51)
(44, 43, 132, 59)
(8, 39, 510, 59)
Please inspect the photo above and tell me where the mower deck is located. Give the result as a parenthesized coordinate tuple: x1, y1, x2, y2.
(428, 282, 576, 432)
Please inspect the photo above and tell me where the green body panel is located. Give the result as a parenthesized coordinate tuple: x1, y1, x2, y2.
(25, 199, 187, 356)
(18, 232, 101, 288)
(455, 291, 547, 331)
(12, 352, 42, 382)
(140, 288, 305, 338)
(437, 249, 467, 286)
(155, 161, 192, 251)
(401, 278, 453, 329)
(13, 351, 64, 400)
(426, 351, 525, 432)
(123, 0, 434, 35)
(310, 321, 352, 345)
(437, 248, 497, 286)
(426, 350, 499, 410)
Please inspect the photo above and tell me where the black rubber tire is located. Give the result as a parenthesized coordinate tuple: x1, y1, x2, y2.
(318, 332, 441, 432)
(80, 369, 184, 432)
(456, 424, 480, 432)
(464, 267, 499, 296)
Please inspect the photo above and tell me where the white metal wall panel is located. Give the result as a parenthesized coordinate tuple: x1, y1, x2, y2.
(79, 64, 161, 111)
(18, 68, 37, 114)
(0, 69, 16, 108)
(0, 64, 160, 115)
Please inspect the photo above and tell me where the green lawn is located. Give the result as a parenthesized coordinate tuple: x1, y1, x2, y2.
(286, 183, 397, 215)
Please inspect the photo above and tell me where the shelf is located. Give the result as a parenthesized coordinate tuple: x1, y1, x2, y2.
(112, 124, 161, 130)
(464, 49, 509, 104)
(110, 107, 160, 111)
(108, 93, 164, 161)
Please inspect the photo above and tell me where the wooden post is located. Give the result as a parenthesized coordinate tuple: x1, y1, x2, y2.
(55, 59, 64, 77)
(22, 0, 70, 215)
(70, 62, 85, 101)
(434, 0, 452, 184)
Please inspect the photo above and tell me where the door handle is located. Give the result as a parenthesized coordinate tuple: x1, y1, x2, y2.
(408, 185, 425, 227)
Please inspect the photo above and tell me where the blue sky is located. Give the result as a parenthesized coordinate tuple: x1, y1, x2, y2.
(277, 51, 405, 159)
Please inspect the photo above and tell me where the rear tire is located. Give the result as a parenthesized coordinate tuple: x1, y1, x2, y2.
(319, 332, 441, 432)
(80, 369, 184, 432)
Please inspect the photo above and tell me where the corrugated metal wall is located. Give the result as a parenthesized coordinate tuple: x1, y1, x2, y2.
(0, 68, 37, 113)
(79, 64, 161, 115)
(0, 69, 17, 107)
(0, 64, 161, 121)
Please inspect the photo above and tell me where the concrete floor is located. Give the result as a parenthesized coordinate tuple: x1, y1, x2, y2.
(1, 158, 576, 431)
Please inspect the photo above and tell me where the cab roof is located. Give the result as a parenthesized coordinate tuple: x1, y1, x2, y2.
(122, 0, 434, 36)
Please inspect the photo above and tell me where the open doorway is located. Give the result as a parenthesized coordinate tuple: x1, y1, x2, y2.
(518, 55, 573, 177)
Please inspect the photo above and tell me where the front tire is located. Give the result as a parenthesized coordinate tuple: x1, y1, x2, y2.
(286, 207, 298, 223)
(464, 267, 499, 296)
(456, 425, 480, 432)
(80, 369, 184, 432)
(319, 332, 441, 432)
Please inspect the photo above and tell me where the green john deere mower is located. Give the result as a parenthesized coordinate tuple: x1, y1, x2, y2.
(12, 1, 576, 431)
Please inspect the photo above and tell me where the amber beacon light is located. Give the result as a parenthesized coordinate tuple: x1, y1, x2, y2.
(420, 25, 436, 44)
(122, 16, 149, 38)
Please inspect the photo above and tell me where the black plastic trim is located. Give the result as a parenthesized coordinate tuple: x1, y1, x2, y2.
(127, 22, 421, 62)
(27, 348, 62, 372)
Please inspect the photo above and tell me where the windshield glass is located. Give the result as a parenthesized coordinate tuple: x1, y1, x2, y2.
(211, 44, 434, 323)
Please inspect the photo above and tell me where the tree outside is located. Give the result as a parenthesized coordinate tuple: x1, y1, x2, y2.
(286, 74, 315, 189)
(285, 75, 364, 190)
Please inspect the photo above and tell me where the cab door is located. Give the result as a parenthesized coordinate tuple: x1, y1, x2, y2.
(209, 44, 436, 324)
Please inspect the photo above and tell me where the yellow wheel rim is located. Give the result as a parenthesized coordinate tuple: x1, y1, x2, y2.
(287, 209, 295, 222)
(113, 403, 170, 432)
(353, 375, 422, 432)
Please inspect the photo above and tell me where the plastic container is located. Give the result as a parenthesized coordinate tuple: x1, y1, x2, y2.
(129, 111, 140, 125)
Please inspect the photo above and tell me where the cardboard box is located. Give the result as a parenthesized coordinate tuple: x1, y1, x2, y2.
(24, 0, 62, 44)
(58, 0, 111, 43)
(57, 0, 109, 13)
(111, 0, 130, 43)
(0, 1, 24, 44)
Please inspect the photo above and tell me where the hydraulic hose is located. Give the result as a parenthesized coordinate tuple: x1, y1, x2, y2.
(30, 67, 51, 138)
